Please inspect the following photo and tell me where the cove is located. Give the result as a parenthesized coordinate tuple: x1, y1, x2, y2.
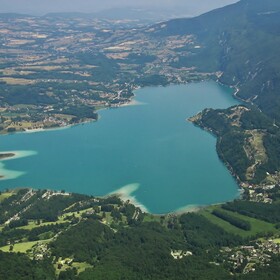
(0, 81, 240, 214)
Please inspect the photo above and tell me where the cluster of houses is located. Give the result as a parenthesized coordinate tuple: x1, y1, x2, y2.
(222, 239, 280, 274)
(246, 184, 279, 203)
(42, 190, 70, 200)
(171, 249, 193, 260)
(32, 242, 51, 261)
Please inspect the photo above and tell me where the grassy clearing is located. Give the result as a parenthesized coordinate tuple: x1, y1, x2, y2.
(0, 77, 35, 85)
(7, 39, 35, 46)
(18, 208, 92, 230)
(220, 207, 277, 235)
(60, 208, 92, 219)
(104, 212, 113, 225)
(272, 238, 280, 244)
(201, 210, 249, 237)
(2, 69, 35, 76)
(0, 241, 39, 253)
(246, 130, 267, 180)
(53, 113, 75, 120)
(143, 214, 162, 223)
(19, 219, 68, 230)
(0, 191, 14, 202)
(55, 258, 93, 276)
(250, 130, 267, 163)
(200, 205, 278, 238)
(72, 262, 93, 273)
(21, 65, 65, 71)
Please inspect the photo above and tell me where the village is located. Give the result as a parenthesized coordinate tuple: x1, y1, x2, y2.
(0, 14, 208, 134)
(222, 239, 280, 274)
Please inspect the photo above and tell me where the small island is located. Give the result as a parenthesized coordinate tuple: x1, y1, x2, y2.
(0, 153, 15, 160)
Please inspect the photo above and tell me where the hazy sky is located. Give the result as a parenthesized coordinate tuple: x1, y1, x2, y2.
(0, 0, 238, 15)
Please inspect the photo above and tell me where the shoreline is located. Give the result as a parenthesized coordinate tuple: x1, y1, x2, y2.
(0, 153, 15, 160)
(188, 78, 252, 193)
(0, 95, 142, 136)
(0, 78, 246, 213)
(187, 107, 251, 196)
(0, 150, 37, 180)
(0, 186, 241, 217)
(0, 78, 228, 137)
(107, 183, 149, 213)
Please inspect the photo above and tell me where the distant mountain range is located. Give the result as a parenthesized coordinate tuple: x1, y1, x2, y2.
(42, 8, 192, 23)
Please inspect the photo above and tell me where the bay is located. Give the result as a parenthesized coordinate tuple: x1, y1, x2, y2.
(0, 81, 240, 213)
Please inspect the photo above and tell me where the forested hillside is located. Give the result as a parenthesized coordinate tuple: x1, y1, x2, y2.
(151, 0, 280, 184)
(153, 0, 280, 122)
(1, 188, 280, 279)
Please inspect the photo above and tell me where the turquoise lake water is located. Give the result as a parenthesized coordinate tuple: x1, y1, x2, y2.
(0, 81, 240, 213)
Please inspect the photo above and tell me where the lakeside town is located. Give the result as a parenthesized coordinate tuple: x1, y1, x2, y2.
(0, 14, 210, 134)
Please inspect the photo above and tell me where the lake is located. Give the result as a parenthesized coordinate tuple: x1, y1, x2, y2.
(0, 81, 240, 213)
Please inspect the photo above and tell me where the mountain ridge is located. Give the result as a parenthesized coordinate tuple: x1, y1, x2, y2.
(150, 0, 280, 121)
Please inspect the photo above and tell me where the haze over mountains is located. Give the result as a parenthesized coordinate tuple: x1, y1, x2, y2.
(1, 0, 238, 19)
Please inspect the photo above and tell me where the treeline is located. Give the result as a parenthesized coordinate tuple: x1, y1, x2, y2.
(0, 223, 70, 246)
(0, 228, 29, 247)
(58, 105, 98, 120)
(6, 218, 28, 229)
(212, 209, 251, 231)
(179, 213, 244, 251)
(28, 223, 70, 241)
(222, 200, 280, 224)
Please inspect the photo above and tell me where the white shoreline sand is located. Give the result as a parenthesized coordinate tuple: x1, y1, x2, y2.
(172, 204, 203, 215)
(108, 183, 149, 213)
(0, 150, 37, 180)
(119, 99, 146, 107)
(0, 150, 37, 161)
(2, 87, 145, 136)
(23, 125, 71, 134)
